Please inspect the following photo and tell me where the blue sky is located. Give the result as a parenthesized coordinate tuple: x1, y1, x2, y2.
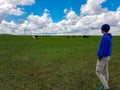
(1, 0, 120, 35)
(6, 0, 120, 23)
(7, 0, 86, 22)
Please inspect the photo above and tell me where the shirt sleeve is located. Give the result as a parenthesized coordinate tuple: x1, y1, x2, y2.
(98, 37, 108, 59)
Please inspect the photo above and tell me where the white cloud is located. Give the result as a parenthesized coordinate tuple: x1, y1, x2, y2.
(9, 7, 24, 16)
(0, 0, 35, 20)
(4, 0, 35, 6)
(64, 8, 68, 14)
(66, 10, 79, 20)
(80, 0, 108, 15)
(0, 1, 12, 20)
(26, 10, 53, 35)
(0, 0, 120, 35)
(0, 20, 17, 34)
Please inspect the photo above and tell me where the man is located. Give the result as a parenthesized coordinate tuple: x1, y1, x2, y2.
(96, 24, 112, 90)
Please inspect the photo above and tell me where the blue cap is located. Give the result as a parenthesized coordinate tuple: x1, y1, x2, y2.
(101, 24, 110, 32)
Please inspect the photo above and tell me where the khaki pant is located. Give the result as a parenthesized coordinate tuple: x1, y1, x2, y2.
(96, 57, 110, 89)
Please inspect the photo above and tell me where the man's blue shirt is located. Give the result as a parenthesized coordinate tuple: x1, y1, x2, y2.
(98, 33, 112, 59)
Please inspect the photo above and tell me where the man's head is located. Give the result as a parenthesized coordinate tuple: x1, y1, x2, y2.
(101, 24, 110, 33)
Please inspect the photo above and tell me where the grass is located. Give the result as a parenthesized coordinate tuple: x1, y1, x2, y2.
(0, 35, 120, 90)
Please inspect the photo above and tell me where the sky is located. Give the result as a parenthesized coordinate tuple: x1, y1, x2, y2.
(0, 0, 120, 35)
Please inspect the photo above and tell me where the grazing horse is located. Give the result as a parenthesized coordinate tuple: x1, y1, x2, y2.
(32, 35, 38, 39)
(82, 35, 90, 38)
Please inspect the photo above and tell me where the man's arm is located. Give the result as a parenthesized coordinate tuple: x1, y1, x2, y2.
(97, 37, 108, 61)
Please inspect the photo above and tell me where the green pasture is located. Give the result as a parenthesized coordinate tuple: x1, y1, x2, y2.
(0, 35, 120, 90)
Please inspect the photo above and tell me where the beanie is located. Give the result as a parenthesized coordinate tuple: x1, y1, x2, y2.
(101, 24, 110, 32)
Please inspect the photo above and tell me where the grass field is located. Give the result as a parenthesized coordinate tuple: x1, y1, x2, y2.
(0, 35, 120, 90)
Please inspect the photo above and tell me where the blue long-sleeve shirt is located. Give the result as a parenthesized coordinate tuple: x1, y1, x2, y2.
(98, 33, 112, 59)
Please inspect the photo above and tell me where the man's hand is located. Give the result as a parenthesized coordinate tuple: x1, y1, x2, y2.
(97, 58, 101, 61)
